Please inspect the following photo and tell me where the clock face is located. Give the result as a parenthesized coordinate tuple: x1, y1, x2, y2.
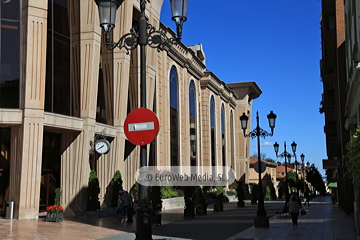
(95, 140, 110, 154)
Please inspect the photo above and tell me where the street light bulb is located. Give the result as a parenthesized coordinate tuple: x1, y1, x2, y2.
(300, 153, 305, 162)
(94, 0, 123, 32)
(239, 113, 249, 130)
(170, 0, 189, 39)
(267, 111, 276, 129)
(273, 142, 279, 154)
(291, 141, 297, 153)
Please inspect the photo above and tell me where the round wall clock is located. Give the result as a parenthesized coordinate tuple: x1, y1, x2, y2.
(94, 139, 111, 154)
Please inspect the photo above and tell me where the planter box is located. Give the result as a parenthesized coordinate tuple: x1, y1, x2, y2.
(46, 211, 63, 222)
(87, 200, 100, 211)
(184, 206, 195, 218)
(162, 197, 185, 211)
(196, 205, 207, 216)
(237, 201, 245, 207)
(214, 204, 223, 212)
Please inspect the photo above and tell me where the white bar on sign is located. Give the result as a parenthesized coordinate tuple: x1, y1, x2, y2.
(128, 122, 155, 132)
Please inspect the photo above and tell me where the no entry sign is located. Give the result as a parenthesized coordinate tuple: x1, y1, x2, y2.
(124, 108, 159, 145)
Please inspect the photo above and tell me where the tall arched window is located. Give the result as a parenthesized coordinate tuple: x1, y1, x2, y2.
(170, 66, 179, 166)
(230, 110, 235, 169)
(221, 104, 226, 169)
(210, 96, 216, 170)
(189, 81, 196, 168)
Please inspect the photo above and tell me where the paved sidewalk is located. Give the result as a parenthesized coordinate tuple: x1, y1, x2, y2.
(227, 197, 360, 240)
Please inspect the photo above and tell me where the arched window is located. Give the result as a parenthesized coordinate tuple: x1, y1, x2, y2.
(170, 66, 179, 166)
(45, 0, 80, 116)
(221, 104, 226, 168)
(230, 110, 235, 169)
(189, 81, 196, 168)
(210, 96, 216, 169)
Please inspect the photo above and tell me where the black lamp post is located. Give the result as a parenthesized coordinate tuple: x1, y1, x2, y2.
(273, 141, 297, 203)
(291, 143, 299, 195)
(240, 111, 277, 228)
(300, 153, 305, 194)
(94, 1, 188, 239)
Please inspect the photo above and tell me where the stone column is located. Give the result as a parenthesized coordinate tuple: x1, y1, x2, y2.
(59, 0, 101, 212)
(8, 0, 48, 219)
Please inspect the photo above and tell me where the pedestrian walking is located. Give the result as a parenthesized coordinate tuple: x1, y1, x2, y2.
(124, 191, 134, 223)
(331, 191, 336, 205)
(304, 191, 311, 206)
(287, 196, 302, 225)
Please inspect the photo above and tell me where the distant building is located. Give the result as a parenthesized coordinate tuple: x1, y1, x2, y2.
(248, 157, 277, 194)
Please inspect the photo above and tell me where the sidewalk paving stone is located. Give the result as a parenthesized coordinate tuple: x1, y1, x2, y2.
(227, 197, 359, 240)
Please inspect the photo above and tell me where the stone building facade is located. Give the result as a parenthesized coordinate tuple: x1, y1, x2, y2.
(0, 0, 261, 219)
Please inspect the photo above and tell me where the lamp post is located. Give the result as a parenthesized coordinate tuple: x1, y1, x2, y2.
(94, 1, 188, 239)
(292, 148, 299, 195)
(240, 111, 277, 228)
(306, 161, 311, 194)
(300, 153, 305, 194)
(273, 141, 297, 203)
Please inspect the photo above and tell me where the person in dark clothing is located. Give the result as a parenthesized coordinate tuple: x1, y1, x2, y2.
(287, 196, 302, 225)
(124, 191, 134, 223)
(304, 191, 310, 206)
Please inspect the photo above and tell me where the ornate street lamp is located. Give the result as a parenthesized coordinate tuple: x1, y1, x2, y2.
(274, 141, 297, 203)
(94, 1, 189, 239)
(300, 153, 305, 193)
(291, 141, 299, 194)
(240, 111, 276, 228)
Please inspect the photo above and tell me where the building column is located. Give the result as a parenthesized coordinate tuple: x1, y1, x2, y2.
(8, 0, 48, 219)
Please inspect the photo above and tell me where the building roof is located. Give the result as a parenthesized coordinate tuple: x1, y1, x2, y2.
(276, 173, 285, 179)
(276, 165, 294, 173)
(249, 157, 277, 167)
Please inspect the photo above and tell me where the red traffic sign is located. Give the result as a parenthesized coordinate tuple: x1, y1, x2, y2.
(124, 108, 159, 146)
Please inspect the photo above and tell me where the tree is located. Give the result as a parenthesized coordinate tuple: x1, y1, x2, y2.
(306, 164, 326, 194)
(251, 152, 276, 163)
(265, 186, 271, 200)
(345, 126, 360, 184)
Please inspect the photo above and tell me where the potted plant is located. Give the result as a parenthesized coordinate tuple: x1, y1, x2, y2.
(150, 186, 162, 225)
(278, 186, 283, 199)
(195, 187, 207, 216)
(214, 186, 224, 212)
(251, 184, 258, 204)
(183, 186, 195, 218)
(110, 170, 123, 207)
(265, 186, 271, 201)
(46, 188, 64, 222)
(270, 186, 277, 200)
(236, 180, 245, 207)
(87, 170, 100, 211)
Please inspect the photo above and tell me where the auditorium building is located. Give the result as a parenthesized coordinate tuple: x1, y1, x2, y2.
(0, 0, 261, 219)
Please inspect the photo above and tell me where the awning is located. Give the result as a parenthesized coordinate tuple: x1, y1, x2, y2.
(328, 182, 338, 188)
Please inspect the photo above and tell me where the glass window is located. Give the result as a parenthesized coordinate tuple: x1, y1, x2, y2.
(0, 0, 20, 108)
(230, 110, 234, 169)
(189, 81, 196, 169)
(170, 66, 178, 167)
(221, 105, 226, 168)
(45, 0, 80, 116)
(210, 96, 216, 170)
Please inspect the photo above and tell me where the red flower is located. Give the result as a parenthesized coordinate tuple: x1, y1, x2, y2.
(46, 205, 64, 213)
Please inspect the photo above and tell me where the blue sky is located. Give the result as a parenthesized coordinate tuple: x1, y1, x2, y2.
(160, 0, 326, 175)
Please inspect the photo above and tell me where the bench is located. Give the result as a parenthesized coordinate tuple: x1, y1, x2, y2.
(276, 205, 289, 218)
